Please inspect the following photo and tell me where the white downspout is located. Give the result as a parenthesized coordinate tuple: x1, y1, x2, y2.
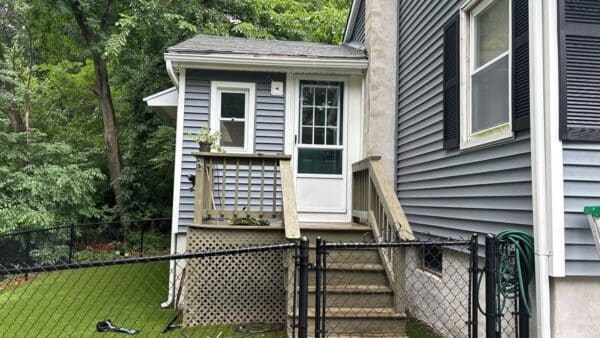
(529, 0, 552, 336)
(166, 59, 179, 88)
(161, 62, 183, 309)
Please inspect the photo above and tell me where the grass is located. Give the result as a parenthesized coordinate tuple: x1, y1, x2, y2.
(0, 262, 285, 337)
(406, 317, 442, 338)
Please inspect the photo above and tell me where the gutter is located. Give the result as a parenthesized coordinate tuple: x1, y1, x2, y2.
(163, 53, 368, 74)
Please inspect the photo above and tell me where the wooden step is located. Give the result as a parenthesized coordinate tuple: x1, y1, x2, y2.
(308, 307, 406, 319)
(308, 284, 392, 294)
(307, 284, 394, 308)
(306, 307, 407, 336)
(300, 224, 374, 243)
(308, 263, 389, 285)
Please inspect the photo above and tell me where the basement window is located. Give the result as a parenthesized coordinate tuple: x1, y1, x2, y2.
(420, 246, 443, 275)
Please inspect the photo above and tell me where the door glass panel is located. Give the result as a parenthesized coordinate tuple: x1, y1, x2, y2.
(314, 108, 326, 126)
(301, 127, 312, 144)
(327, 87, 338, 106)
(314, 127, 325, 145)
(302, 87, 314, 105)
(298, 149, 342, 174)
(220, 120, 245, 147)
(327, 108, 338, 126)
(221, 92, 246, 118)
(302, 107, 313, 125)
(299, 82, 342, 145)
(326, 128, 337, 145)
(314, 88, 326, 106)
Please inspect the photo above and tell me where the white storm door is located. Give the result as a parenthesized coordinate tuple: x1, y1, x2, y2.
(294, 81, 347, 218)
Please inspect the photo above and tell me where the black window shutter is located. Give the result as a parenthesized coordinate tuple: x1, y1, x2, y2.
(559, 0, 600, 142)
(512, 0, 530, 132)
(443, 13, 460, 150)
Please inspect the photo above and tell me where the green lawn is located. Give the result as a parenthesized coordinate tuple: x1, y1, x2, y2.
(0, 262, 285, 337)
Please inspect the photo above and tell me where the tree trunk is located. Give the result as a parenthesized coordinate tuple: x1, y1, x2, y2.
(5, 108, 25, 133)
(91, 53, 125, 216)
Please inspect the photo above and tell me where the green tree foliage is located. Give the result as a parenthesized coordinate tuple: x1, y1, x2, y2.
(0, 117, 104, 231)
(0, 0, 351, 232)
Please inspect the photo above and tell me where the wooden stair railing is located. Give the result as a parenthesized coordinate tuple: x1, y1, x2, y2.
(192, 152, 300, 240)
(352, 156, 415, 284)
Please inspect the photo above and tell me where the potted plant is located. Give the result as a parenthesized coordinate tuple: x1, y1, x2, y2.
(185, 127, 223, 152)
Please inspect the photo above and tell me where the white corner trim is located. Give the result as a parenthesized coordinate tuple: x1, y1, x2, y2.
(171, 69, 186, 236)
(209, 81, 256, 153)
(284, 73, 295, 156)
(543, 0, 565, 278)
(343, 0, 361, 43)
(164, 53, 368, 74)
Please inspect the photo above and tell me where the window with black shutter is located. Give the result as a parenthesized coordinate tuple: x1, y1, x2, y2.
(512, 0, 530, 132)
(446, 0, 530, 150)
(559, 0, 600, 142)
(443, 14, 460, 150)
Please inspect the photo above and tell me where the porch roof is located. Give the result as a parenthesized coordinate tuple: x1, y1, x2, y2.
(167, 34, 366, 60)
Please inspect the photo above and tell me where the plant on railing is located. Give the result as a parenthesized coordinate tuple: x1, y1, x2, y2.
(185, 127, 223, 152)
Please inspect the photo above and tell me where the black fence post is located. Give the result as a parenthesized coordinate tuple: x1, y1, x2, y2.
(314, 237, 322, 338)
(297, 236, 309, 338)
(470, 233, 479, 338)
(485, 234, 498, 338)
(140, 222, 145, 257)
(68, 223, 75, 264)
(518, 275, 530, 337)
(24, 231, 31, 280)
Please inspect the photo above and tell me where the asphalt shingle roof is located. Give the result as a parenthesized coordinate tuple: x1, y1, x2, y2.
(168, 34, 366, 59)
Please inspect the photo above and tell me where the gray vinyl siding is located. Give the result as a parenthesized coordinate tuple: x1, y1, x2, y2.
(348, 0, 365, 45)
(563, 143, 600, 275)
(178, 70, 286, 227)
(396, 0, 533, 242)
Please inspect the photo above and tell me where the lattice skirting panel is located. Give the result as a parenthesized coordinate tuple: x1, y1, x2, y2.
(182, 227, 289, 327)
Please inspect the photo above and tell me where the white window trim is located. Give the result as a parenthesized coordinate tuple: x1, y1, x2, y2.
(209, 81, 255, 153)
(460, 0, 514, 150)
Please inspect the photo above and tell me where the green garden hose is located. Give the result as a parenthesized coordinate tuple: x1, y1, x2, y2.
(478, 230, 535, 317)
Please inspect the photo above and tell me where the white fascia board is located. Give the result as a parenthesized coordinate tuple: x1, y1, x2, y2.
(343, 0, 361, 43)
(164, 53, 368, 75)
(143, 87, 178, 106)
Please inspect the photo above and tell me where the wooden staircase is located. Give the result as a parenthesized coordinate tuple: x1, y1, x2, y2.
(299, 224, 408, 337)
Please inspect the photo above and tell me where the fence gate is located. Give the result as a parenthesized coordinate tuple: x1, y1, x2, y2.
(311, 237, 479, 338)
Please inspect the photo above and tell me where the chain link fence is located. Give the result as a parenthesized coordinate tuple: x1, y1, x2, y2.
(0, 233, 525, 337)
(0, 218, 171, 267)
(0, 242, 299, 337)
(313, 239, 477, 338)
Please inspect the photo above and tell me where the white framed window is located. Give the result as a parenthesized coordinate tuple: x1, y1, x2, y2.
(209, 81, 255, 153)
(460, 0, 513, 149)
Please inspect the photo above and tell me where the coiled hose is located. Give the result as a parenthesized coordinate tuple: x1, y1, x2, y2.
(478, 230, 535, 317)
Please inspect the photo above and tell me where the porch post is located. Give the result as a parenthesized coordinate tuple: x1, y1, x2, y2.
(194, 156, 205, 225)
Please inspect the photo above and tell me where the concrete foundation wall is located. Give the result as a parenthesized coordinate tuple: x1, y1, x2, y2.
(405, 247, 518, 337)
(551, 276, 600, 337)
(363, 0, 398, 178)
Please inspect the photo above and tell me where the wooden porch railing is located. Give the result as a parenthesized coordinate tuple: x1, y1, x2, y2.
(352, 156, 415, 283)
(192, 152, 300, 239)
